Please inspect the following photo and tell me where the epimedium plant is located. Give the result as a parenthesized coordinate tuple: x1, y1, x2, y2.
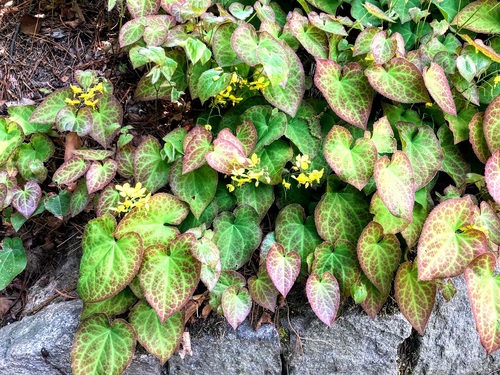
(1, 0, 500, 373)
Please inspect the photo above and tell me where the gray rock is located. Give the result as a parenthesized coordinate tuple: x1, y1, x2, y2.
(168, 314, 282, 375)
(283, 304, 412, 375)
(411, 276, 500, 375)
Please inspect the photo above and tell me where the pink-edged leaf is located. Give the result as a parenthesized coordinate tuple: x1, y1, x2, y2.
(353, 27, 379, 56)
(484, 93, 500, 153)
(486, 150, 500, 204)
(201, 261, 221, 291)
(397, 122, 443, 190)
(11, 181, 42, 219)
(116, 144, 135, 179)
(359, 273, 390, 319)
(314, 60, 373, 129)
(55, 105, 93, 136)
(183, 126, 212, 174)
(464, 253, 500, 354)
(96, 184, 121, 217)
(357, 221, 401, 294)
(191, 237, 219, 269)
(73, 149, 114, 161)
(236, 120, 257, 157)
(54, 157, 90, 186)
(370, 116, 396, 154)
(324, 125, 377, 190)
(248, 266, 278, 312)
(479, 201, 500, 246)
(288, 11, 328, 59)
(370, 192, 409, 235)
(469, 113, 491, 163)
(86, 159, 117, 194)
(365, 58, 431, 103)
(134, 136, 171, 193)
(370, 31, 396, 65)
(89, 94, 122, 148)
(395, 261, 436, 335)
(28, 88, 73, 124)
(266, 243, 300, 298)
(401, 201, 429, 249)
(127, 0, 160, 18)
(206, 130, 247, 175)
(221, 285, 252, 330)
(374, 151, 415, 221)
(70, 179, 89, 217)
(306, 272, 340, 327)
(423, 62, 457, 115)
(231, 23, 260, 66)
(307, 11, 347, 36)
(418, 196, 488, 281)
(451, 0, 500, 34)
(0, 183, 7, 208)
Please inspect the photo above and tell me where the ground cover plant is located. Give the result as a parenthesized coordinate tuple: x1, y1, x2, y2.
(0, 0, 499, 373)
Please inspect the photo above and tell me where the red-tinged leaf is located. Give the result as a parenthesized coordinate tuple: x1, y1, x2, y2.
(370, 31, 396, 65)
(134, 136, 171, 193)
(418, 196, 488, 281)
(370, 116, 396, 154)
(324, 125, 377, 190)
(314, 60, 373, 129)
(127, 0, 160, 18)
(73, 149, 114, 161)
(353, 27, 379, 56)
(370, 193, 409, 235)
(359, 273, 390, 319)
(191, 236, 219, 269)
(11, 181, 41, 219)
(86, 159, 118, 194)
(306, 272, 340, 327)
(479, 201, 500, 246)
(307, 12, 347, 36)
(363, 2, 396, 23)
(231, 23, 260, 66)
(486, 150, 500, 204)
(221, 285, 252, 329)
(365, 58, 430, 103)
(266, 243, 300, 298)
(357, 221, 401, 294)
(452, 0, 500, 34)
(183, 126, 212, 174)
(55, 106, 93, 136)
(90, 94, 122, 148)
(464, 253, 500, 354)
(206, 139, 245, 175)
(374, 151, 415, 221)
(288, 11, 329, 59)
(459, 35, 500, 64)
(236, 120, 257, 157)
(212, 23, 243, 67)
(397, 122, 443, 190)
(116, 144, 135, 178)
(70, 179, 89, 218)
(28, 88, 73, 124)
(395, 261, 436, 335)
(53, 156, 90, 186)
(469, 113, 491, 164)
(248, 267, 278, 312)
(139, 234, 201, 323)
(484, 93, 500, 153)
(401, 201, 429, 249)
(96, 184, 120, 217)
(423, 62, 456, 115)
(201, 261, 221, 291)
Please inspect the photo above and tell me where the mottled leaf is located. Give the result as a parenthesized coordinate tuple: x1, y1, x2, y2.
(423, 62, 456, 115)
(222, 285, 252, 329)
(486, 150, 500, 204)
(81, 287, 136, 320)
(11, 181, 42, 219)
(134, 136, 171, 193)
(0, 237, 26, 291)
(86, 159, 117, 194)
(468, 113, 491, 163)
(248, 267, 278, 312)
(266, 242, 301, 298)
(452, 0, 500, 34)
(306, 272, 340, 326)
(484, 93, 500, 153)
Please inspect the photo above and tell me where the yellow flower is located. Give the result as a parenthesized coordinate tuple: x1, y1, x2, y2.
(232, 176, 252, 186)
(494, 76, 500, 88)
(226, 183, 235, 192)
(425, 102, 433, 107)
(292, 173, 310, 188)
(84, 99, 99, 109)
(228, 94, 243, 105)
(70, 84, 83, 95)
(204, 124, 212, 131)
(458, 224, 489, 239)
(295, 154, 310, 170)
(249, 76, 270, 91)
(308, 168, 324, 184)
(282, 179, 291, 189)
(114, 182, 150, 214)
(212, 75, 220, 81)
(249, 153, 260, 167)
(65, 98, 81, 106)
(230, 72, 239, 85)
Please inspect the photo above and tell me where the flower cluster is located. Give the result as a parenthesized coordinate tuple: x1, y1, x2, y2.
(65, 80, 106, 110)
(213, 69, 270, 107)
(111, 182, 151, 214)
(282, 154, 325, 189)
(226, 153, 271, 192)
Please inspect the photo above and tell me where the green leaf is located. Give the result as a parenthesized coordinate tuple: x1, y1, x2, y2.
(486, 150, 500, 204)
(257, 32, 290, 88)
(370, 31, 397, 65)
(417, 196, 487, 280)
(469, 113, 491, 163)
(53, 156, 90, 186)
(11, 181, 42, 219)
(365, 58, 430, 103)
(0, 237, 26, 291)
(96, 184, 121, 217)
(240, 105, 287, 153)
(235, 120, 257, 156)
(191, 236, 219, 269)
(178, 200, 218, 233)
(324, 125, 377, 190)
(209, 270, 246, 312)
(229, 2, 254, 20)
(44, 190, 71, 218)
(73, 149, 114, 161)
(359, 273, 390, 318)
(288, 11, 329, 59)
(116, 193, 189, 248)
(308, 12, 347, 35)
(213, 205, 262, 270)
(214, 182, 237, 212)
(248, 267, 278, 312)
(29, 88, 73, 123)
(231, 23, 260, 66)
(464, 252, 500, 354)
(275, 204, 322, 274)
(234, 182, 274, 222)
(452, 0, 500, 34)
(7, 105, 51, 134)
(134, 136, 171, 193)
(129, 301, 184, 364)
(170, 159, 217, 219)
(213, 23, 243, 67)
(69, 179, 89, 217)
(484, 93, 500, 153)
(357, 221, 401, 294)
(85, 159, 117, 194)
(374, 151, 415, 221)
(370, 116, 396, 154)
(144, 15, 176, 45)
(126, 0, 160, 18)
(306, 272, 340, 327)
(139, 234, 200, 322)
(437, 125, 470, 186)
(134, 74, 172, 101)
(423, 62, 457, 115)
(444, 107, 477, 145)
(256, 140, 293, 185)
(285, 102, 321, 158)
(71, 315, 136, 375)
(305, 0, 341, 14)
(79, 215, 143, 302)
(266, 242, 301, 298)
(314, 60, 374, 129)
(479, 201, 500, 246)
(0, 119, 23, 165)
(315, 182, 371, 245)
(81, 287, 137, 320)
(182, 126, 212, 174)
(351, 0, 382, 26)
(370, 192, 409, 234)
(397, 122, 443, 190)
(353, 27, 379, 56)
(90, 93, 122, 148)
(55, 106, 93, 136)
(222, 285, 252, 329)
(197, 70, 231, 105)
(116, 145, 135, 178)
(395, 261, 436, 335)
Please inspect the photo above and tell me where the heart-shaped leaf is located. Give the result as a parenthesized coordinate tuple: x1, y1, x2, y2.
(288, 11, 328, 59)
(324, 125, 377, 190)
(484, 93, 500, 153)
(73, 149, 114, 161)
(129, 301, 184, 364)
(464, 252, 500, 354)
(374, 151, 415, 221)
(44, 190, 71, 218)
(357, 221, 401, 294)
(0, 237, 26, 291)
(402, 202, 429, 249)
(191, 236, 219, 269)
(206, 130, 247, 175)
(81, 287, 136, 320)
(486, 150, 500, 204)
(353, 27, 379, 56)
(248, 266, 278, 312)
(395, 261, 436, 335)
(397, 122, 443, 190)
(134, 136, 171, 193)
(370, 116, 396, 154)
(314, 60, 374, 129)
(197, 69, 231, 104)
(256, 140, 293, 185)
(228, 2, 253, 20)
(126, 0, 160, 18)
(231, 23, 260, 66)
(236, 120, 257, 157)
(370, 192, 409, 234)
(370, 30, 396, 65)
(257, 32, 290, 88)
(96, 184, 121, 217)
(213, 205, 262, 270)
(7, 105, 51, 135)
(52, 156, 90, 186)
(89, 93, 122, 148)
(71, 315, 136, 375)
(365, 58, 430, 103)
(0, 118, 24, 165)
(266, 242, 301, 298)
(479, 201, 500, 246)
(139, 233, 200, 322)
(423, 62, 456, 115)
(116, 193, 189, 248)
(116, 145, 135, 178)
(182, 126, 212, 174)
(451, 0, 500, 34)
(222, 285, 252, 329)
(308, 12, 347, 35)
(29, 88, 73, 123)
(285, 102, 321, 158)
(212, 23, 243, 67)
(306, 272, 340, 327)
(444, 107, 477, 145)
(11, 181, 42, 219)
(209, 271, 246, 312)
(78, 215, 143, 302)
(359, 273, 390, 319)
(240, 105, 287, 153)
(468, 113, 491, 163)
(86, 159, 118, 194)
(55, 106, 93, 136)
(418, 196, 488, 280)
